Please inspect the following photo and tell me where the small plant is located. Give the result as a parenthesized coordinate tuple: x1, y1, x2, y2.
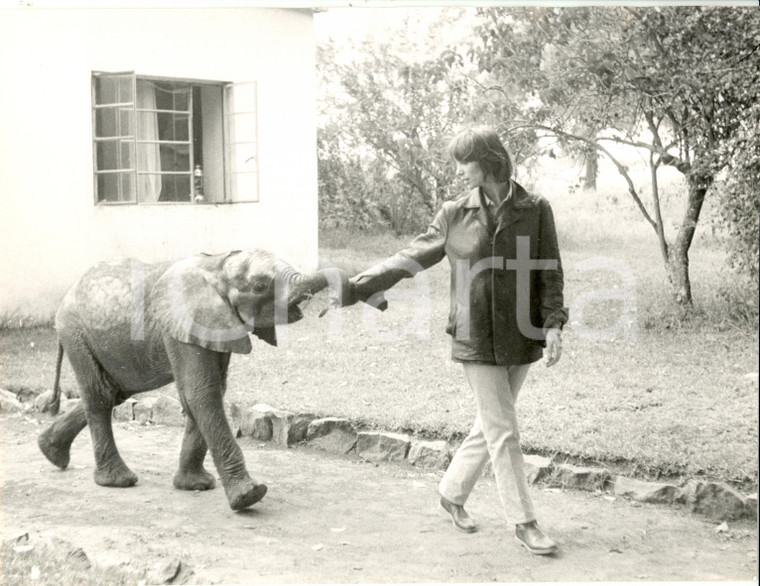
(1, 541, 134, 586)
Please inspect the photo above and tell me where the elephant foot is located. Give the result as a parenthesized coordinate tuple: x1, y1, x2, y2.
(94, 464, 138, 488)
(173, 468, 216, 491)
(225, 479, 267, 511)
(37, 426, 72, 470)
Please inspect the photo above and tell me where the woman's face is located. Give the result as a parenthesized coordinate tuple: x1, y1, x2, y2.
(455, 160, 487, 189)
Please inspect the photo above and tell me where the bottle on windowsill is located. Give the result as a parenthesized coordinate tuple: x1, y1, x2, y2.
(193, 165, 204, 203)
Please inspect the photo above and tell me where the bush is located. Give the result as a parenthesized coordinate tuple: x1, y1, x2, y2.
(318, 132, 435, 236)
(713, 101, 760, 281)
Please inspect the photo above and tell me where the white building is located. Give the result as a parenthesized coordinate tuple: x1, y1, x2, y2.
(0, 7, 319, 322)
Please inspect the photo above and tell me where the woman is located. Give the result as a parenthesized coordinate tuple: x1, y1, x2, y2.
(345, 126, 567, 555)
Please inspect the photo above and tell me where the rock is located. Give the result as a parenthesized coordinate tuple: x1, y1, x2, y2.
(66, 547, 92, 570)
(743, 372, 759, 383)
(226, 403, 242, 437)
(37, 535, 92, 570)
(408, 440, 451, 469)
(4, 532, 29, 544)
(238, 404, 295, 447)
(524, 454, 553, 484)
(148, 558, 183, 584)
(306, 418, 357, 454)
(269, 410, 296, 448)
(1, 389, 24, 413)
(240, 409, 273, 441)
(151, 395, 184, 427)
(745, 494, 757, 518)
(550, 463, 611, 491)
(113, 398, 137, 421)
(677, 480, 751, 521)
(356, 432, 411, 463)
(14, 387, 38, 404)
(33, 390, 54, 412)
(614, 476, 679, 504)
(32, 391, 77, 415)
(288, 413, 318, 445)
(134, 397, 159, 424)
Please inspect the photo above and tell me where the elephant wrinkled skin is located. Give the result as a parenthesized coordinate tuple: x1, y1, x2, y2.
(37, 249, 347, 511)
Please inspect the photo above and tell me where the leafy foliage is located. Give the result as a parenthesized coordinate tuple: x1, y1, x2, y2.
(316, 7, 758, 302)
(317, 122, 383, 232)
(316, 13, 479, 234)
(714, 100, 760, 281)
(471, 6, 760, 303)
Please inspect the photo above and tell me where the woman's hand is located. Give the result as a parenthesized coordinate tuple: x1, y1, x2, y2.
(544, 328, 563, 367)
(320, 276, 388, 317)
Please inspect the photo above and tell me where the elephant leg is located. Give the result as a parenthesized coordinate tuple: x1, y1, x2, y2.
(173, 353, 230, 492)
(87, 398, 138, 488)
(62, 331, 138, 488)
(166, 341, 266, 510)
(173, 414, 216, 491)
(38, 402, 88, 469)
(38, 393, 132, 471)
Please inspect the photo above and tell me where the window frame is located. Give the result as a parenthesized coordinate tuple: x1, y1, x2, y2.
(91, 71, 259, 206)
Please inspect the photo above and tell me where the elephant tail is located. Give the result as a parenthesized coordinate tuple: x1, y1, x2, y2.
(42, 343, 64, 415)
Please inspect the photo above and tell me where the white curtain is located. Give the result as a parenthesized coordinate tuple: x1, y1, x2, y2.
(136, 80, 162, 202)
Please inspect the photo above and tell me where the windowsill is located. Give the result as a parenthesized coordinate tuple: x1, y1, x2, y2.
(95, 200, 259, 206)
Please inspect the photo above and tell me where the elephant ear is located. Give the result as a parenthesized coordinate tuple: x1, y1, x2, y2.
(153, 255, 253, 355)
(252, 326, 277, 347)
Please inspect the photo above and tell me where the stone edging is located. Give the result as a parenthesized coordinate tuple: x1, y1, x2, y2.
(2, 389, 756, 523)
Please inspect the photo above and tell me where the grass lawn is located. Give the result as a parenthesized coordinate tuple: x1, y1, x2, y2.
(1, 171, 757, 491)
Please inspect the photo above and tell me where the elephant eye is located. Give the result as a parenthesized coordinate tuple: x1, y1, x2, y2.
(251, 280, 270, 294)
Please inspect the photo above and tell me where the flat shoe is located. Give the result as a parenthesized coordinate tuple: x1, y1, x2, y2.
(440, 496, 476, 533)
(515, 520, 558, 555)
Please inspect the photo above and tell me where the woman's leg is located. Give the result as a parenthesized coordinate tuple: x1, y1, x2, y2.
(440, 363, 533, 523)
(438, 414, 490, 506)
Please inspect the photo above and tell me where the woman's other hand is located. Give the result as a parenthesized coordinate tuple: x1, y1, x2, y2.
(544, 328, 562, 367)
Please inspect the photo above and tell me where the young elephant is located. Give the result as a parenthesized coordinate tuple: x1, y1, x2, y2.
(38, 249, 347, 511)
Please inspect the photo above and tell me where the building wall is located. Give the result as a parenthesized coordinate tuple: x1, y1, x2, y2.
(0, 8, 318, 322)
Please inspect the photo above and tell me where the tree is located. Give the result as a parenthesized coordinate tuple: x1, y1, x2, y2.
(317, 119, 384, 232)
(472, 6, 760, 305)
(714, 100, 760, 282)
(316, 10, 479, 234)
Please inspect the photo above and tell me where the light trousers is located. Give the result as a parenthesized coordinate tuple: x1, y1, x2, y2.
(439, 362, 535, 525)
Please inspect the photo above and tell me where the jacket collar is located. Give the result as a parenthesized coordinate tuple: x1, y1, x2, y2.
(462, 180, 536, 210)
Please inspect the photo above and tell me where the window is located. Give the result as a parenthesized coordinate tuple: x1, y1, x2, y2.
(92, 71, 258, 204)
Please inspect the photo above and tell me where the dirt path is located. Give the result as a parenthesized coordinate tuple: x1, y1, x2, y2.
(1, 412, 756, 584)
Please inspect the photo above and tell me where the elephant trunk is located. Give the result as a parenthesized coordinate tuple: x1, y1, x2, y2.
(286, 270, 329, 306)
(272, 260, 332, 309)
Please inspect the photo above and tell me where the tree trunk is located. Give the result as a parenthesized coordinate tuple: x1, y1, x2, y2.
(582, 145, 598, 191)
(666, 172, 713, 306)
(666, 247, 692, 306)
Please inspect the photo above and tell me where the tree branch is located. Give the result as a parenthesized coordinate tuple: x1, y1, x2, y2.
(595, 135, 692, 174)
(528, 124, 658, 230)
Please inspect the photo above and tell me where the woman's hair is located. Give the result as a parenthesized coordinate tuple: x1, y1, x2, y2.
(447, 126, 513, 182)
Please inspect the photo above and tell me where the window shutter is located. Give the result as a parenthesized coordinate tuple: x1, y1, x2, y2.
(92, 71, 137, 203)
(224, 82, 259, 202)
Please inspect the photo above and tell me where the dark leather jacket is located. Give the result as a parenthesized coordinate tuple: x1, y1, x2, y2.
(351, 180, 568, 365)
